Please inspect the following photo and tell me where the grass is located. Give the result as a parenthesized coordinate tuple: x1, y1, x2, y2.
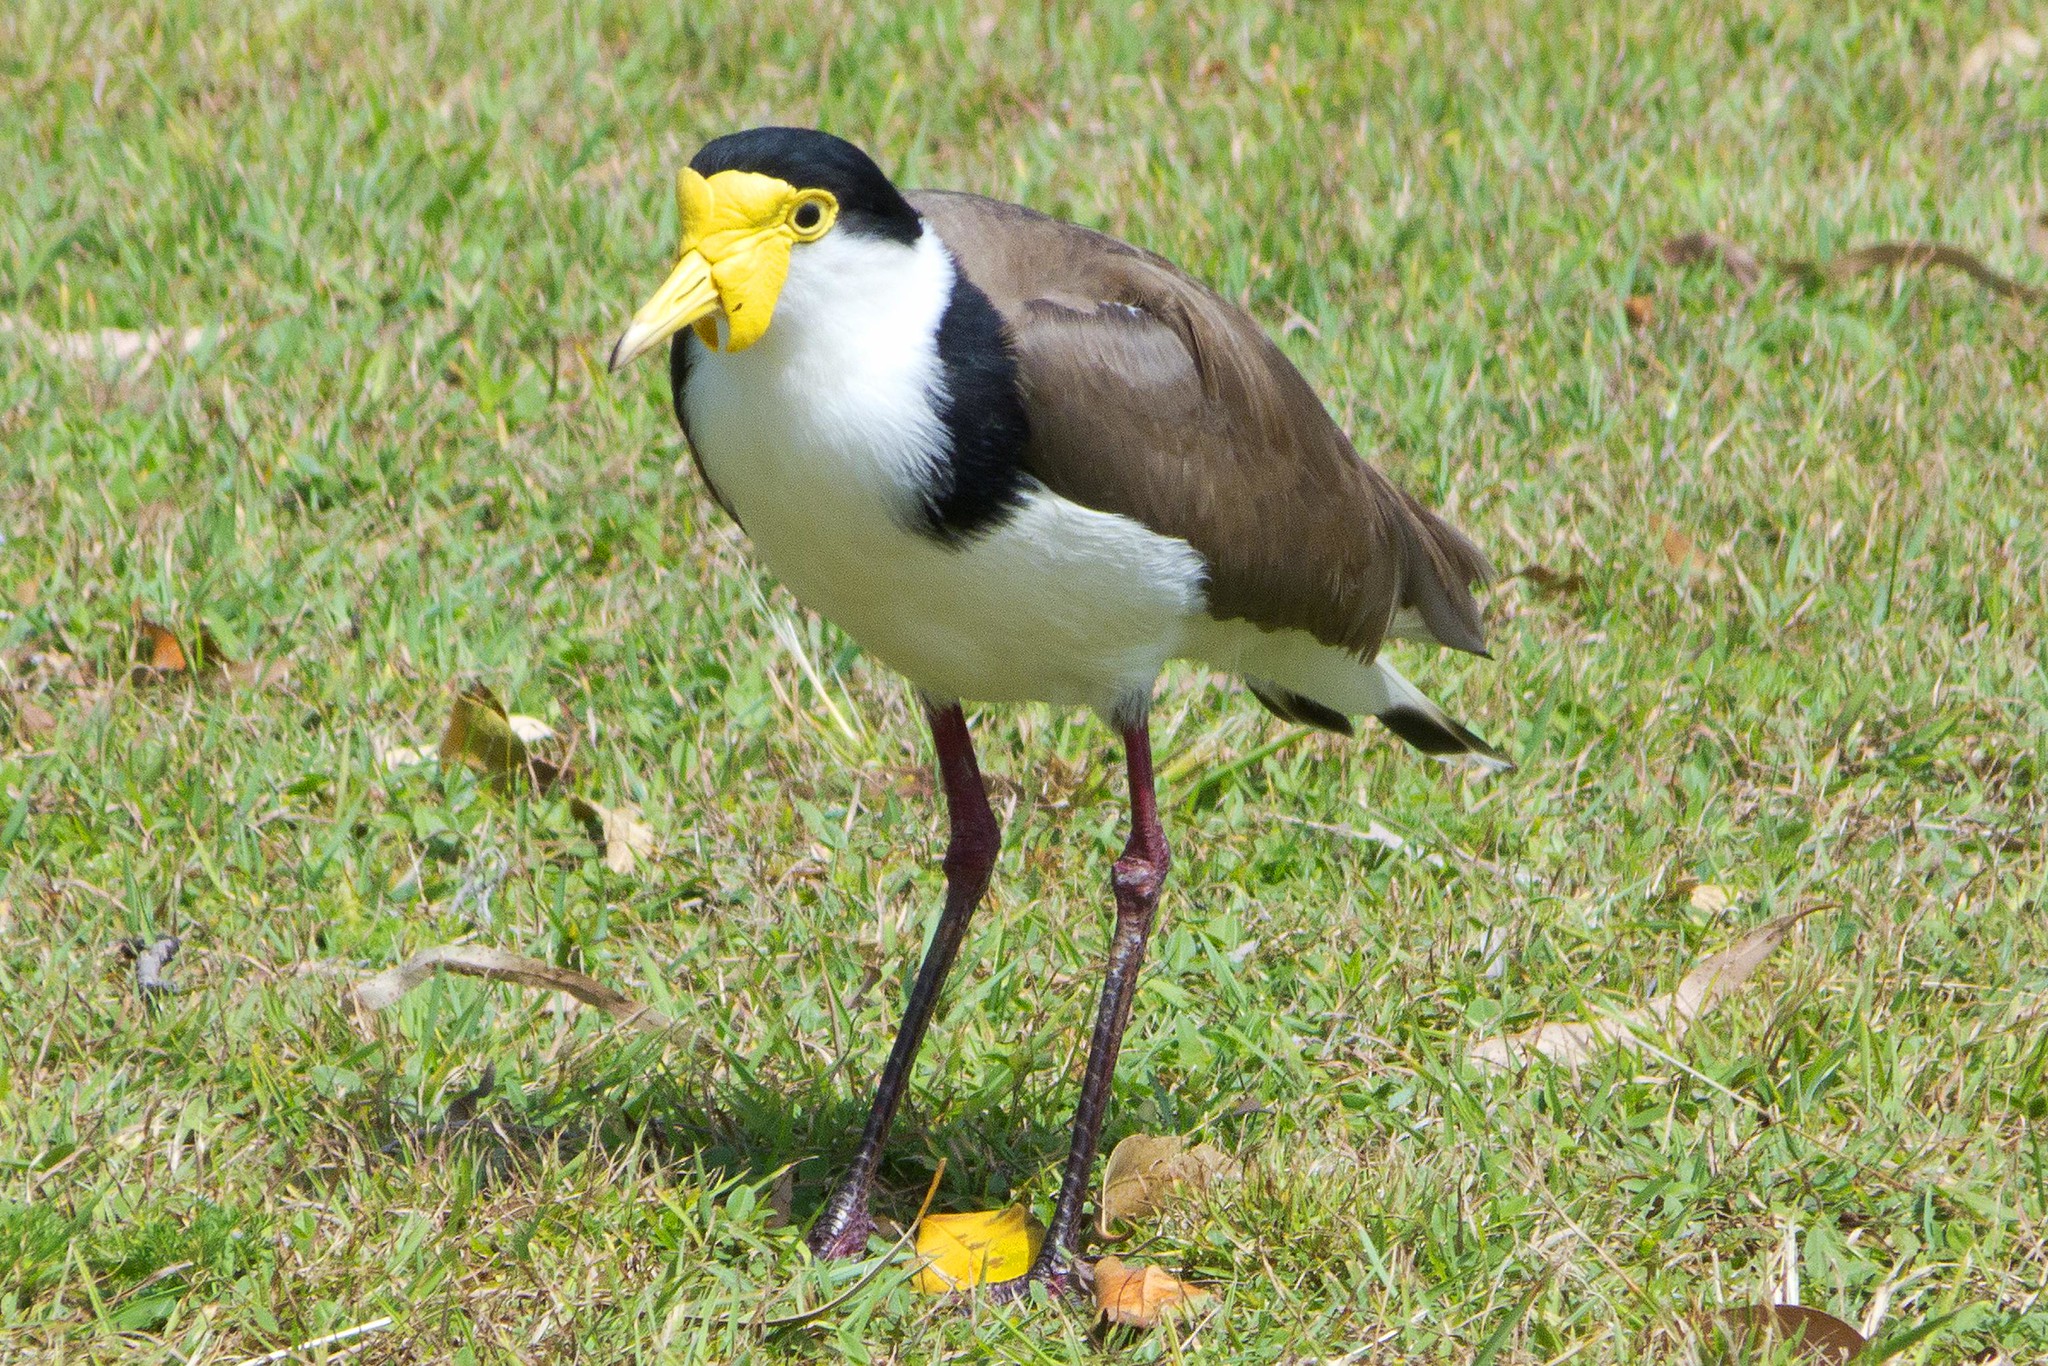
(4, 0, 2047, 1359)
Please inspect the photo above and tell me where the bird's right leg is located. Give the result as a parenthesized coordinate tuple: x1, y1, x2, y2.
(807, 700, 999, 1260)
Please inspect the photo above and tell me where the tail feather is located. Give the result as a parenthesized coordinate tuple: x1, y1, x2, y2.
(1240, 657, 1512, 772)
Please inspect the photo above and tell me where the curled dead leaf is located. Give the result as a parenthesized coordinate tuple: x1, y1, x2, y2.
(130, 613, 189, 683)
(1623, 294, 1654, 329)
(911, 1206, 1043, 1292)
(127, 610, 285, 689)
(1093, 1256, 1212, 1328)
(570, 796, 657, 874)
(1098, 1133, 1240, 1236)
(1470, 911, 1815, 1071)
(1709, 1305, 1866, 1364)
(347, 944, 675, 1035)
(439, 684, 566, 791)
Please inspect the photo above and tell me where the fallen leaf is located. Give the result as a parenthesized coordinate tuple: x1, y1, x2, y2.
(1470, 911, 1814, 1070)
(11, 699, 57, 741)
(439, 684, 566, 790)
(130, 613, 189, 683)
(1709, 1305, 1866, 1365)
(1509, 563, 1588, 598)
(1960, 28, 2041, 87)
(347, 944, 675, 1035)
(570, 796, 657, 874)
(1623, 294, 1654, 329)
(764, 1167, 794, 1229)
(911, 1206, 1044, 1292)
(1098, 1133, 1240, 1236)
(1689, 882, 1734, 915)
(506, 714, 555, 744)
(1093, 1256, 1212, 1328)
(0, 315, 228, 370)
(127, 611, 284, 689)
(379, 743, 435, 771)
(1661, 524, 1705, 573)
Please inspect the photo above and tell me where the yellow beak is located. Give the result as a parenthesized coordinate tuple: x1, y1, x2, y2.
(609, 167, 839, 372)
(607, 249, 719, 372)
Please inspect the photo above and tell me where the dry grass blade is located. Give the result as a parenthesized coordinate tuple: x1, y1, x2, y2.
(1097, 1133, 1240, 1236)
(1093, 1256, 1212, 1328)
(1470, 911, 1816, 1070)
(1960, 28, 2041, 87)
(347, 944, 675, 1034)
(1708, 1305, 1866, 1364)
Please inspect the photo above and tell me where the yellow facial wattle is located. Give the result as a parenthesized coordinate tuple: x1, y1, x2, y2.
(608, 167, 838, 370)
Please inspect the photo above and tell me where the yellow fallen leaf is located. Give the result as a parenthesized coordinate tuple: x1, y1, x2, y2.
(1098, 1133, 1240, 1236)
(439, 684, 567, 790)
(1093, 1256, 1211, 1328)
(911, 1206, 1043, 1292)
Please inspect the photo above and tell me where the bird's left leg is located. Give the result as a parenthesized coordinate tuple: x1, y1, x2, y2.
(807, 701, 999, 1260)
(992, 716, 1169, 1301)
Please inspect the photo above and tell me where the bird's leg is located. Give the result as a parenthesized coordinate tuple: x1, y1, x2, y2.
(993, 718, 1169, 1301)
(807, 700, 999, 1261)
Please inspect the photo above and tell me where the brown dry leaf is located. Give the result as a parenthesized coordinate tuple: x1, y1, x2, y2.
(11, 699, 57, 741)
(570, 796, 657, 874)
(347, 944, 675, 1034)
(1960, 28, 2041, 87)
(1709, 1305, 1866, 1364)
(1510, 564, 1588, 599)
(1661, 523, 1706, 574)
(911, 1207, 1043, 1292)
(1098, 1133, 1240, 1236)
(764, 1168, 794, 1229)
(130, 613, 189, 683)
(1093, 1256, 1212, 1328)
(1470, 911, 1814, 1071)
(1623, 294, 1654, 329)
(127, 610, 284, 689)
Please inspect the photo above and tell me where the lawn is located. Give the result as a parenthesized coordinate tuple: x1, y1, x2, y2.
(4, 0, 2047, 1360)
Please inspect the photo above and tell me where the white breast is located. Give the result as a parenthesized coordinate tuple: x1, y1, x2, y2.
(681, 227, 1208, 719)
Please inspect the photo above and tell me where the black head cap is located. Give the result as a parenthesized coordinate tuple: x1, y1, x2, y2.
(689, 128, 921, 245)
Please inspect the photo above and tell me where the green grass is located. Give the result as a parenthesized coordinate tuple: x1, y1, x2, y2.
(4, 0, 2047, 1360)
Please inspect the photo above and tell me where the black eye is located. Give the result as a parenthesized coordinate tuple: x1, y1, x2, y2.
(793, 201, 823, 231)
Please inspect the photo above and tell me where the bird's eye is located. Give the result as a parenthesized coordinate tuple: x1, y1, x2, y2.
(792, 201, 824, 232)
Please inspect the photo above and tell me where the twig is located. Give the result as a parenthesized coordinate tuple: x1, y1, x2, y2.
(228, 1315, 394, 1365)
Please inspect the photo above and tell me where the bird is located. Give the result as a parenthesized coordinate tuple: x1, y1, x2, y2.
(608, 127, 1509, 1299)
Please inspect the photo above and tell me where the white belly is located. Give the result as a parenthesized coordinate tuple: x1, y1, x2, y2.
(678, 224, 1209, 717)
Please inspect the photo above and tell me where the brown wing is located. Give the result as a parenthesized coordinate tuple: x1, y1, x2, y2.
(908, 189, 1493, 659)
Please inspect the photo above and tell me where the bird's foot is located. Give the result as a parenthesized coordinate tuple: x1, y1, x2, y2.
(805, 1204, 876, 1262)
(979, 1255, 1086, 1307)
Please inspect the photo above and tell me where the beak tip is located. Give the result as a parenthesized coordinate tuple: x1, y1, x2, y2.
(605, 335, 627, 374)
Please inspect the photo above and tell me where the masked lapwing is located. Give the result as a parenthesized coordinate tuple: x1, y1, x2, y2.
(610, 127, 1510, 1298)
